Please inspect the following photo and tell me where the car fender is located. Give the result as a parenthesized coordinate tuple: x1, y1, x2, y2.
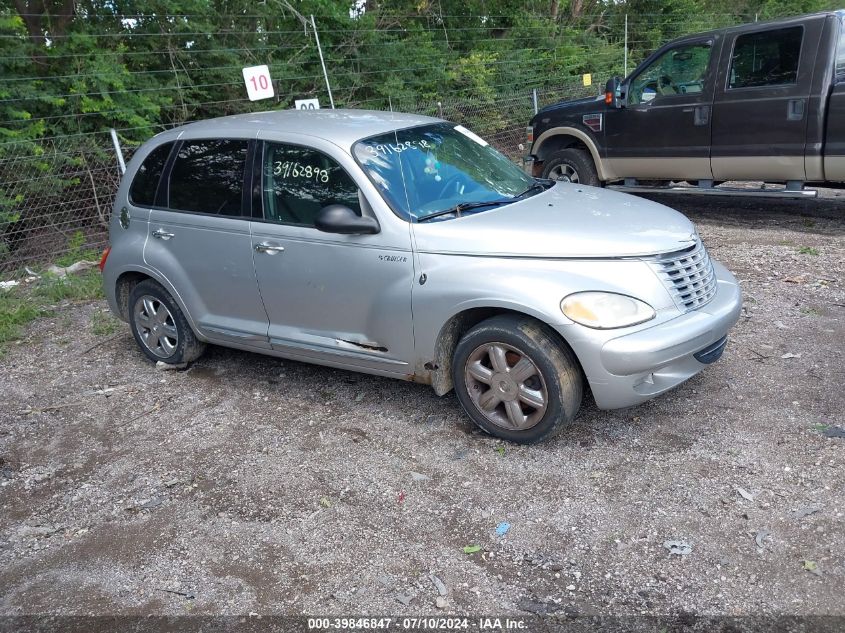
(533, 127, 616, 181)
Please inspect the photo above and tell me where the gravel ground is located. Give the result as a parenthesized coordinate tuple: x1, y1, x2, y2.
(0, 192, 843, 619)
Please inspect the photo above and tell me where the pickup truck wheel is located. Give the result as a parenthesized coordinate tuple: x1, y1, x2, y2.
(542, 149, 599, 186)
(128, 279, 206, 365)
(452, 315, 583, 444)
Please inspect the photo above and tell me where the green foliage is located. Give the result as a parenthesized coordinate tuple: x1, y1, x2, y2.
(0, 288, 44, 350)
(55, 231, 101, 266)
(0, 0, 836, 261)
(35, 269, 104, 303)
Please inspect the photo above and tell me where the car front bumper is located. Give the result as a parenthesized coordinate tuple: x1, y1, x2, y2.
(558, 261, 742, 409)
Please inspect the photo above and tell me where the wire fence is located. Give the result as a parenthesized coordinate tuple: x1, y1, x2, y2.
(0, 82, 597, 273)
(0, 9, 762, 272)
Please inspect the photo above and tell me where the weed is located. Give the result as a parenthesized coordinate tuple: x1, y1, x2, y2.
(800, 307, 821, 317)
(35, 269, 103, 303)
(797, 246, 819, 256)
(0, 290, 45, 350)
(0, 269, 103, 353)
(55, 231, 101, 268)
(91, 309, 120, 336)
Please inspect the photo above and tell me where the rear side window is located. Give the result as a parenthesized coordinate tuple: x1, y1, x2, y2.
(129, 142, 172, 206)
(729, 26, 803, 89)
(168, 139, 248, 215)
(836, 18, 845, 80)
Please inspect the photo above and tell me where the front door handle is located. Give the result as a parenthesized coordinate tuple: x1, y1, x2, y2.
(255, 242, 285, 254)
(152, 229, 174, 240)
(787, 98, 805, 121)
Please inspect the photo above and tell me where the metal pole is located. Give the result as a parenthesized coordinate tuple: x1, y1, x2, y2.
(109, 128, 126, 175)
(532, 88, 538, 115)
(624, 14, 628, 77)
(310, 15, 335, 109)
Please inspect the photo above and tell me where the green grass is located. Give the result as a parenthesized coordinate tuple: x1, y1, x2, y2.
(34, 269, 104, 303)
(0, 292, 45, 351)
(91, 308, 120, 336)
(54, 230, 102, 268)
(0, 269, 104, 353)
(797, 246, 819, 256)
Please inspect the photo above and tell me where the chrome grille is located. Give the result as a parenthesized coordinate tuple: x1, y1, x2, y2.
(648, 239, 717, 312)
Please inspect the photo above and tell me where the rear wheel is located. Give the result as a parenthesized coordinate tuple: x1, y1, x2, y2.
(452, 315, 583, 444)
(542, 148, 599, 186)
(128, 279, 205, 365)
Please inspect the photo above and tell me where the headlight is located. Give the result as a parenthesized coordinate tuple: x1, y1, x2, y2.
(561, 292, 655, 329)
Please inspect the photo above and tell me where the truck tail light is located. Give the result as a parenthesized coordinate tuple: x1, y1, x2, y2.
(98, 247, 111, 272)
(526, 126, 534, 144)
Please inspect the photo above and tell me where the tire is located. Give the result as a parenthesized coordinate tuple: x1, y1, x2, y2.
(128, 279, 205, 365)
(452, 315, 583, 444)
(542, 148, 600, 186)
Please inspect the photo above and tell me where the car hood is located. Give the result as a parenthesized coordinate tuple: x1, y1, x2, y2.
(411, 183, 697, 258)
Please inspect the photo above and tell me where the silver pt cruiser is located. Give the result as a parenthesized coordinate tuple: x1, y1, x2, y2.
(102, 110, 742, 444)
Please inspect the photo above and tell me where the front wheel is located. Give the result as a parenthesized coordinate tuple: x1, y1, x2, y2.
(452, 315, 583, 444)
(542, 148, 600, 186)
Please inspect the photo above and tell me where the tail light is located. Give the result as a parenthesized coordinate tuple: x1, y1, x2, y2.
(525, 126, 534, 144)
(98, 247, 111, 272)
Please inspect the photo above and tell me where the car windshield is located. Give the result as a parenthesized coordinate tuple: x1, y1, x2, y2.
(353, 122, 535, 222)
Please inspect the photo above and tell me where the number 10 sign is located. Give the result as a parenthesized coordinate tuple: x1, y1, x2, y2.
(242, 65, 275, 101)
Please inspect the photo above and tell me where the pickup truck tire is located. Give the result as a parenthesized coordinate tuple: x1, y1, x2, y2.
(452, 314, 583, 444)
(542, 148, 599, 186)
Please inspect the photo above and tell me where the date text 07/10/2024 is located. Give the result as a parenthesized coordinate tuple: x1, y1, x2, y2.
(306, 617, 528, 630)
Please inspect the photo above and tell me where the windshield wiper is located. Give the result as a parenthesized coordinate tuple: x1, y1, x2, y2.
(514, 180, 550, 199)
(416, 180, 552, 223)
(417, 199, 512, 223)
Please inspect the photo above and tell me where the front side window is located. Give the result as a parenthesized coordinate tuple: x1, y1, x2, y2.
(167, 139, 248, 215)
(629, 43, 713, 105)
(261, 143, 361, 226)
(129, 142, 173, 206)
(353, 122, 534, 221)
(728, 26, 803, 89)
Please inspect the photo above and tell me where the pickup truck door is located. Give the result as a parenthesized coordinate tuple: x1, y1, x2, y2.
(604, 36, 719, 181)
(710, 16, 825, 181)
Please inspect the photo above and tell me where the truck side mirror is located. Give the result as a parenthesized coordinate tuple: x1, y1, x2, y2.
(605, 76, 624, 109)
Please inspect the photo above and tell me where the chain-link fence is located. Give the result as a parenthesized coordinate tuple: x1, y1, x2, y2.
(2, 5, 760, 273)
(0, 82, 597, 273)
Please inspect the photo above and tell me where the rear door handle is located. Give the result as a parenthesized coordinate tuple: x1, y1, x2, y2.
(152, 229, 174, 240)
(787, 98, 805, 121)
(255, 242, 284, 254)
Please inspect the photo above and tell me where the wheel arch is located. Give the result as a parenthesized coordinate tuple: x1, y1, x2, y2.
(428, 305, 586, 398)
(113, 267, 203, 340)
(532, 127, 614, 181)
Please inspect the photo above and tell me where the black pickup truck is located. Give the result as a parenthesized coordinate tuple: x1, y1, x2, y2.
(526, 10, 845, 196)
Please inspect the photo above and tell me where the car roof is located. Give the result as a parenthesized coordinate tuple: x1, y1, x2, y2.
(167, 108, 442, 147)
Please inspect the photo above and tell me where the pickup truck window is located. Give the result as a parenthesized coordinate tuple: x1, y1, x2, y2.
(728, 26, 802, 89)
(629, 43, 712, 105)
(837, 18, 845, 80)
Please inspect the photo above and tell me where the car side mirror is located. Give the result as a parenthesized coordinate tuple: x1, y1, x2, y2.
(315, 204, 380, 235)
(605, 76, 624, 109)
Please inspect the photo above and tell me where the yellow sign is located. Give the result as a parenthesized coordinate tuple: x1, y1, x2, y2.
(582, 73, 592, 87)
